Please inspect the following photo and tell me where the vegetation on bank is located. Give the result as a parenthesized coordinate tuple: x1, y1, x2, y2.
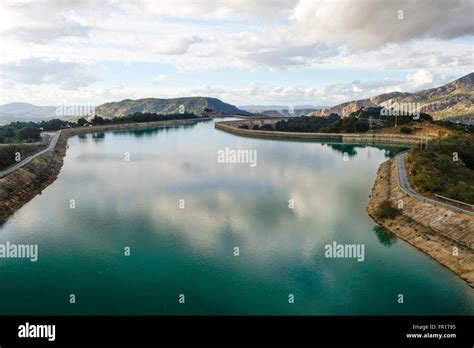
(374, 199, 401, 219)
(0, 144, 46, 171)
(0, 112, 200, 144)
(242, 109, 436, 134)
(407, 134, 474, 204)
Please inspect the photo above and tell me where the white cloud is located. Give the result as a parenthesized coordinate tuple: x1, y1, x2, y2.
(155, 36, 202, 55)
(407, 69, 434, 87)
(153, 74, 167, 82)
(290, 0, 474, 49)
(5, 15, 91, 43)
(0, 0, 472, 105)
(1, 58, 97, 90)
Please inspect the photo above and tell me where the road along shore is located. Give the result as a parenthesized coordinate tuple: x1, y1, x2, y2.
(0, 118, 210, 222)
(367, 158, 474, 288)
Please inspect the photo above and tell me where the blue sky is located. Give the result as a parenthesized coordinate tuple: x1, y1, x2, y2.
(0, 0, 472, 107)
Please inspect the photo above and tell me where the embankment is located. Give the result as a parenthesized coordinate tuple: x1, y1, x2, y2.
(215, 120, 428, 145)
(367, 158, 474, 287)
(0, 118, 209, 222)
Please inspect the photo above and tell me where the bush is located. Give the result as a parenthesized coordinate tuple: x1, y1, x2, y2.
(409, 135, 474, 203)
(400, 126, 412, 134)
(375, 199, 400, 219)
(77, 118, 88, 126)
(260, 124, 274, 131)
(2, 128, 15, 138)
(355, 119, 369, 132)
(16, 127, 41, 141)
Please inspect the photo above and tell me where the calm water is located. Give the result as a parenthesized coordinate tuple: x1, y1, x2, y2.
(0, 118, 473, 315)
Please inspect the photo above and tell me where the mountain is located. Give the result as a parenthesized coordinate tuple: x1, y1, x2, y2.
(0, 102, 57, 122)
(310, 73, 474, 120)
(96, 97, 252, 118)
(240, 105, 327, 117)
(260, 110, 285, 117)
(257, 108, 319, 117)
(240, 104, 326, 111)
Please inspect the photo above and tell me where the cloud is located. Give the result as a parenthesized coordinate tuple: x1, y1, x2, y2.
(290, 0, 474, 49)
(5, 16, 91, 43)
(155, 36, 202, 55)
(0, 0, 472, 105)
(153, 74, 167, 82)
(407, 69, 434, 87)
(1, 58, 96, 89)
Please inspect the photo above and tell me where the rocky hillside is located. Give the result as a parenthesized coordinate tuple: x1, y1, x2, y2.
(310, 73, 473, 120)
(96, 97, 252, 118)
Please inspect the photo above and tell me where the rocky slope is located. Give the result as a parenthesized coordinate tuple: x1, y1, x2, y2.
(311, 72, 474, 120)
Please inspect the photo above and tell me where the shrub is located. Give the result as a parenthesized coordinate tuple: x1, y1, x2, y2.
(375, 199, 400, 219)
(355, 119, 369, 132)
(260, 124, 274, 131)
(16, 127, 41, 141)
(400, 126, 412, 134)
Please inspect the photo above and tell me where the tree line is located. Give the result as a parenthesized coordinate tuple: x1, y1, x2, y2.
(0, 112, 199, 143)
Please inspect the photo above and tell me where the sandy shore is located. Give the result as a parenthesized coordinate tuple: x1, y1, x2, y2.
(367, 158, 474, 288)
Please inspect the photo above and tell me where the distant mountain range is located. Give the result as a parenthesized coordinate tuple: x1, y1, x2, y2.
(240, 105, 327, 117)
(2, 73, 472, 122)
(0, 103, 57, 122)
(95, 97, 252, 118)
(309, 72, 474, 120)
(240, 104, 326, 111)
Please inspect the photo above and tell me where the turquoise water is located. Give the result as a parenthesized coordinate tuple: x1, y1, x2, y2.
(0, 118, 473, 315)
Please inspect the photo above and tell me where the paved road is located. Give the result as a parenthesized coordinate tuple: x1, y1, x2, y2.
(396, 151, 474, 216)
(0, 130, 62, 179)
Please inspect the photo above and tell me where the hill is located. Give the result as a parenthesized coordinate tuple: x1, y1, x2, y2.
(0, 103, 57, 122)
(310, 73, 474, 120)
(96, 97, 252, 118)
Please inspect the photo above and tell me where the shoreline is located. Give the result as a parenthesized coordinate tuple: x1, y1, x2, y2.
(215, 119, 430, 145)
(367, 158, 474, 288)
(0, 118, 210, 222)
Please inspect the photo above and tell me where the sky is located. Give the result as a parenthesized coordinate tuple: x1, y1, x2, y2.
(0, 0, 473, 107)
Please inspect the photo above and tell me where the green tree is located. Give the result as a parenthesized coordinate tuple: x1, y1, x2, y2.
(77, 117, 88, 126)
(16, 127, 41, 141)
(355, 119, 369, 132)
(91, 115, 105, 125)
